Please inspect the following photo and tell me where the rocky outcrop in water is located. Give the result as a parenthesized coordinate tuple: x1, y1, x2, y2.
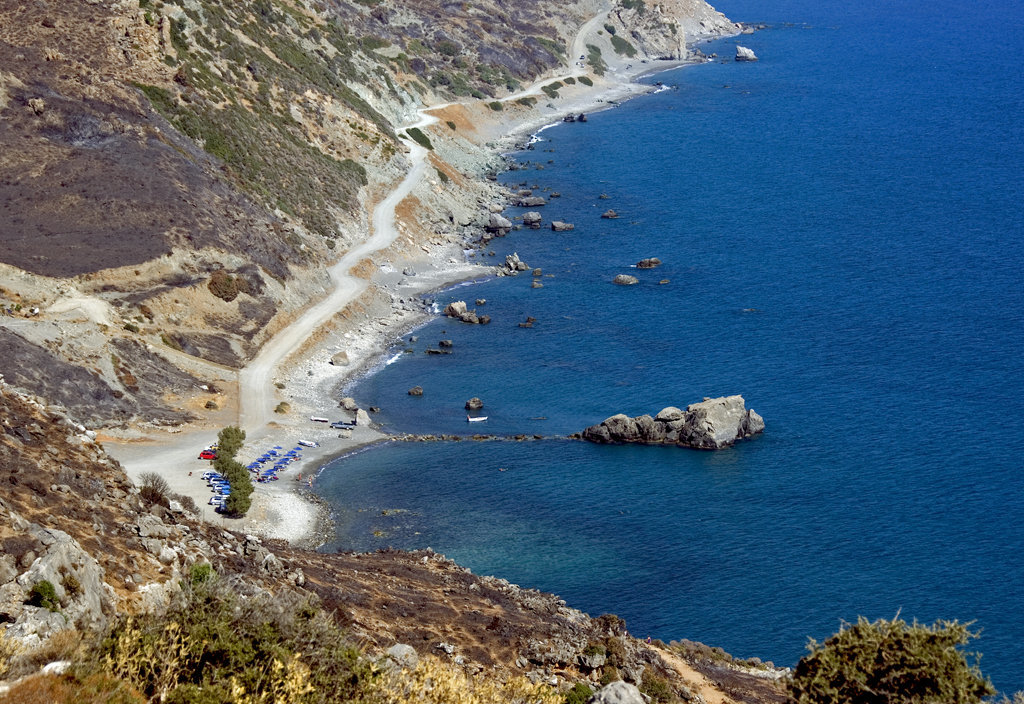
(578, 395, 764, 449)
(613, 274, 639, 285)
(736, 45, 758, 61)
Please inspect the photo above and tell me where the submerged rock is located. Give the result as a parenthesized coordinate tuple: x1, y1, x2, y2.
(579, 395, 764, 449)
(636, 257, 662, 269)
(551, 221, 574, 231)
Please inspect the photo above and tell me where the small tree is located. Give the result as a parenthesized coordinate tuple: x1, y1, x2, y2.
(139, 471, 170, 507)
(217, 425, 246, 458)
(788, 617, 995, 704)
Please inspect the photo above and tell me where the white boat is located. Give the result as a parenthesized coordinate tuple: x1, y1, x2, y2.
(298, 439, 320, 447)
(466, 415, 488, 422)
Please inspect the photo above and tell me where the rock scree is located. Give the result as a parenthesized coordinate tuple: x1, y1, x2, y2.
(576, 395, 764, 449)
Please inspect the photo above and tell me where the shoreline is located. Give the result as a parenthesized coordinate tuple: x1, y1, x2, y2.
(104, 30, 740, 548)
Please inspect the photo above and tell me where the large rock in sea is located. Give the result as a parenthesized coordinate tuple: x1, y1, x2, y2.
(613, 274, 639, 285)
(579, 395, 764, 450)
(735, 45, 758, 61)
(522, 211, 543, 229)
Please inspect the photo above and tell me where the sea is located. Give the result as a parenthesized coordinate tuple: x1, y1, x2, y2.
(316, 0, 1024, 691)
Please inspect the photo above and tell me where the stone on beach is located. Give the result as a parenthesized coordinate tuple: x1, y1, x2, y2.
(330, 350, 350, 366)
(485, 212, 513, 234)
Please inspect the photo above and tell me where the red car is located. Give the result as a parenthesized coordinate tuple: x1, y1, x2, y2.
(198, 449, 217, 460)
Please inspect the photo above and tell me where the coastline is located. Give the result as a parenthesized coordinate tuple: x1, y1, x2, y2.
(104, 30, 739, 549)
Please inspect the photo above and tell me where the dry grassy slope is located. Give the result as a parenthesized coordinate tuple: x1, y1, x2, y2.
(0, 385, 785, 702)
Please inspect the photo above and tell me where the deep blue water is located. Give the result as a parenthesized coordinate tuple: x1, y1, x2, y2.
(317, 0, 1024, 691)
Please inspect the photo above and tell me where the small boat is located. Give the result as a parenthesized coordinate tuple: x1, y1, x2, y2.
(466, 415, 488, 423)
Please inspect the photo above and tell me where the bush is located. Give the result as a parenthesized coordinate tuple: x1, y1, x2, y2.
(788, 617, 996, 704)
(171, 493, 199, 514)
(488, 101, 503, 111)
(139, 472, 170, 507)
(586, 45, 606, 76)
(611, 35, 637, 57)
(446, 120, 457, 130)
(579, 76, 593, 86)
(95, 579, 371, 704)
(123, 322, 140, 333)
(405, 127, 433, 150)
(371, 654, 559, 704)
(188, 563, 214, 586)
(27, 581, 59, 611)
(61, 574, 82, 598)
(564, 682, 593, 704)
(275, 401, 291, 414)
(640, 670, 673, 703)
(517, 96, 537, 107)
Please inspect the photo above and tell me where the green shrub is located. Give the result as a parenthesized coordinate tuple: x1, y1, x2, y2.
(434, 167, 449, 184)
(564, 682, 593, 704)
(640, 670, 673, 703)
(446, 120, 457, 130)
(621, 0, 646, 12)
(611, 35, 637, 57)
(405, 127, 433, 150)
(586, 44, 606, 76)
(188, 563, 214, 586)
(788, 617, 995, 704)
(160, 334, 182, 352)
(488, 101, 503, 111)
(27, 581, 59, 611)
(564, 76, 576, 84)
(274, 401, 290, 414)
(123, 322, 140, 333)
(517, 96, 537, 107)
(599, 666, 620, 685)
(604, 23, 616, 35)
(207, 270, 245, 302)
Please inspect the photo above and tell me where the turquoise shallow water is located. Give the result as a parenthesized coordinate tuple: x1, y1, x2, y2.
(317, 0, 1024, 690)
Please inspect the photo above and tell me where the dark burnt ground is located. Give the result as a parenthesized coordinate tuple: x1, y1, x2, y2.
(0, 329, 196, 427)
(0, 29, 293, 279)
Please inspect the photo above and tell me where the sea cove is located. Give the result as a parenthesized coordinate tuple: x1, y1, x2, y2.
(318, 0, 1024, 693)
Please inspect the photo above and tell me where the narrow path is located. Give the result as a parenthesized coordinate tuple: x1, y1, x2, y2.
(238, 116, 437, 439)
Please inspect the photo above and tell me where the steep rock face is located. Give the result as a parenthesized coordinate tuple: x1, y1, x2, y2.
(580, 395, 764, 449)
(606, 0, 740, 61)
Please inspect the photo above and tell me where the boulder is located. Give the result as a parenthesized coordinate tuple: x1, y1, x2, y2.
(330, 350, 349, 366)
(613, 274, 639, 285)
(514, 196, 546, 207)
(589, 681, 647, 704)
(601, 209, 619, 219)
(465, 397, 483, 410)
(340, 397, 359, 412)
(551, 221, 574, 231)
(522, 211, 543, 229)
(636, 257, 662, 269)
(438, 339, 453, 348)
(387, 643, 419, 670)
(485, 213, 513, 234)
(444, 301, 484, 324)
(736, 45, 758, 61)
(580, 395, 764, 450)
(355, 408, 372, 426)
(408, 386, 424, 396)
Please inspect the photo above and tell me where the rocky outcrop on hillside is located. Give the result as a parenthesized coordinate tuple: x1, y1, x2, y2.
(604, 0, 740, 62)
(578, 395, 765, 449)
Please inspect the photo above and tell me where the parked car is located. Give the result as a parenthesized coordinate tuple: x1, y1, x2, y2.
(330, 420, 355, 429)
(198, 449, 217, 460)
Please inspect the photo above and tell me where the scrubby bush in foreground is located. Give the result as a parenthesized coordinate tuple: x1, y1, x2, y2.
(788, 616, 995, 704)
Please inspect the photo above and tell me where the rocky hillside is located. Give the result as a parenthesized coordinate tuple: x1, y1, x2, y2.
(0, 0, 736, 429)
(0, 383, 786, 702)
